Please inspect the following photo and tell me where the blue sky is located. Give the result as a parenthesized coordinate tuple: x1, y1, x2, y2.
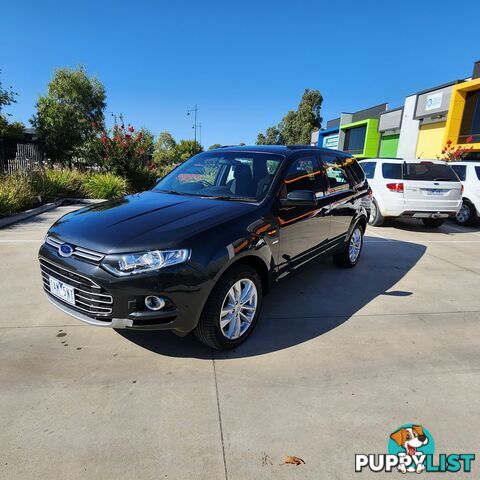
(1, 0, 479, 148)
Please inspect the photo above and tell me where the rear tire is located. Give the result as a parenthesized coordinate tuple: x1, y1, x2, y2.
(368, 198, 384, 226)
(194, 264, 263, 350)
(334, 224, 364, 269)
(456, 200, 477, 226)
(422, 218, 444, 228)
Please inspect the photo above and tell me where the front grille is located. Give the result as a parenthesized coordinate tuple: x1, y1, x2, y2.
(45, 236, 104, 263)
(40, 258, 113, 317)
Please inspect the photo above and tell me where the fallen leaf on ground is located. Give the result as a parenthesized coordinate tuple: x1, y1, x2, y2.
(283, 455, 305, 465)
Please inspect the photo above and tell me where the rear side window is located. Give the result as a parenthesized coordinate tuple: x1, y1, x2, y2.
(475, 166, 480, 181)
(451, 164, 467, 181)
(404, 163, 459, 182)
(346, 158, 366, 185)
(382, 163, 402, 179)
(321, 152, 351, 193)
(361, 162, 376, 179)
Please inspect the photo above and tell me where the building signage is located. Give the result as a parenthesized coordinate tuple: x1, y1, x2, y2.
(425, 92, 443, 111)
(323, 134, 339, 149)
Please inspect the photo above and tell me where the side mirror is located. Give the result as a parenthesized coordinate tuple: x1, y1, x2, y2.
(280, 190, 317, 207)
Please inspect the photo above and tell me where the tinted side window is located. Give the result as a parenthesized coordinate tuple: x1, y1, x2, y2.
(475, 166, 480, 181)
(346, 158, 366, 185)
(321, 153, 351, 193)
(361, 162, 376, 179)
(382, 163, 402, 179)
(284, 155, 322, 194)
(451, 165, 467, 181)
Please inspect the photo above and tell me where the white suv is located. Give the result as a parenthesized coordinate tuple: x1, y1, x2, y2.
(449, 161, 480, 226)
(359, 158, 463, 228)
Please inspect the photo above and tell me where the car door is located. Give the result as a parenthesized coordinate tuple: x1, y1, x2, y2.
(277, 152, 330, 278)
(321, 152, 357, 242)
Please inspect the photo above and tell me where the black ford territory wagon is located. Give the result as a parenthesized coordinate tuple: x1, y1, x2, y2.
(39, 146, 369, 350)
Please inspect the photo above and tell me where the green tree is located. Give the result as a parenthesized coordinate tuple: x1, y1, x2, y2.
(256, 126, 283, 145)
(31, 66, 106, 164)
(256, 89, 323, 145)
(208, 143, 222, 150)
(153, 131, 178, 165)
(0, 70, 18, 112)
(177, 139, 203, 161)
(0, 71, 24, 139)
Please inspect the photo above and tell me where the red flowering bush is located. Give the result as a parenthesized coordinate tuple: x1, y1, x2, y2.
(97, 116, 153, 178)
(438, 138, 474, 162)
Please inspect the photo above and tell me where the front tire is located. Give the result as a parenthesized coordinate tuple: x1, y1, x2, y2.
(194, 264, 263, 350)
(422, 218, 444, 228)
(368, 198, 384, 226)
(333, 224, 364, 269)
(456, 200, 477, 226)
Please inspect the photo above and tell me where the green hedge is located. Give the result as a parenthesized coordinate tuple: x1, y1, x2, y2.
(0, 173, 39, 217)
(0, 166, 170, 218)
(83, 172, 126, 199)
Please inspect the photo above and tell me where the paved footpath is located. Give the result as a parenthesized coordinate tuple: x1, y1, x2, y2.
(1, 206, 480, 479)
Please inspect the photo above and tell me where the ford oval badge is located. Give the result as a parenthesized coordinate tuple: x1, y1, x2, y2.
(59, 243, 74, 257)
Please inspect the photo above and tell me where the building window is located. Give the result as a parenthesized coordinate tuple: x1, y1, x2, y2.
(459, 90, 480, 143)
(344, 126, 367, 155)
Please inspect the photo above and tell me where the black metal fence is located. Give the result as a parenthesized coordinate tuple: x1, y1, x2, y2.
(0, 138, 45, 174)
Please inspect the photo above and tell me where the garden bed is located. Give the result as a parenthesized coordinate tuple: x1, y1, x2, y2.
(0, 167, 160, 218)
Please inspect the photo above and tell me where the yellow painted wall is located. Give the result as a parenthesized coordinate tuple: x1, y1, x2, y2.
(415, 121, 446, 159)
(444, 77, 480, 152)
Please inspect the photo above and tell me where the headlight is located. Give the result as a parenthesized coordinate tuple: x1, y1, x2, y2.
(102, 249, 191, 276)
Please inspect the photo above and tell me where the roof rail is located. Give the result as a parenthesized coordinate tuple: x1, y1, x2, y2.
(286, 144, 316, 149)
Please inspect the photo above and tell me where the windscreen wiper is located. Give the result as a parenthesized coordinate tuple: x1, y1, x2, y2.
(157, 189, 198, 196)
(207, 195, 256, 202)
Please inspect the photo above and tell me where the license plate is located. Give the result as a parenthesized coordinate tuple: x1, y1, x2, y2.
(426, 189, 444, 196)
(49, 277, 75, 305)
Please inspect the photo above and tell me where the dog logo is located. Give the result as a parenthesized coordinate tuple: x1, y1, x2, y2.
(355, 424, 475, 474)
(389, 425, 431, 473)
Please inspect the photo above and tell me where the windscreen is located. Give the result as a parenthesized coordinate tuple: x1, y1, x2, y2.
(154, 151, 284, 201)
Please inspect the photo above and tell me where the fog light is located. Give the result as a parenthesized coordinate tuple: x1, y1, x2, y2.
(145, 296, 166, 311)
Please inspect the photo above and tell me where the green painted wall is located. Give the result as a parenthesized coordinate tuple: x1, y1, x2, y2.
(340, 118, 381, 158)
(379, 134, 400, 157)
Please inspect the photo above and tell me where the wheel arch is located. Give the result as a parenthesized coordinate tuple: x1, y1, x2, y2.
(214, 254, 271, 295)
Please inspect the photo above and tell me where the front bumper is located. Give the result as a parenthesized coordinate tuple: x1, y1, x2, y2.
(39, 243, 212, 333)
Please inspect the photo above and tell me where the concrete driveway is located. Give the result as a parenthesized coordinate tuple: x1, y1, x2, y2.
(1, 206, 479, 479)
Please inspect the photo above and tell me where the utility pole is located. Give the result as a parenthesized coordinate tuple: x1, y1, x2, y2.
(187, 104, 199, 155)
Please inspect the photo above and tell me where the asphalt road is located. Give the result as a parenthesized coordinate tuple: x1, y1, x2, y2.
(1, 206, 479, 479)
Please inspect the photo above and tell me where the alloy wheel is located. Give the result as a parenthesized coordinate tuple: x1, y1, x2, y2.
(349, 227, 362, 263)
(370, 201, 377, 222)
(219, 279, 258, 340)
(456, 203, 471, 224)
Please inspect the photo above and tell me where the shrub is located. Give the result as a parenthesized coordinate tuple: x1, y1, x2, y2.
(31, 168, 84, 202)
(127, 167, 159, 193)
(0, 173, 38, 216)
(82, 172, 126, 199)
(97, 118, 154, 177)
